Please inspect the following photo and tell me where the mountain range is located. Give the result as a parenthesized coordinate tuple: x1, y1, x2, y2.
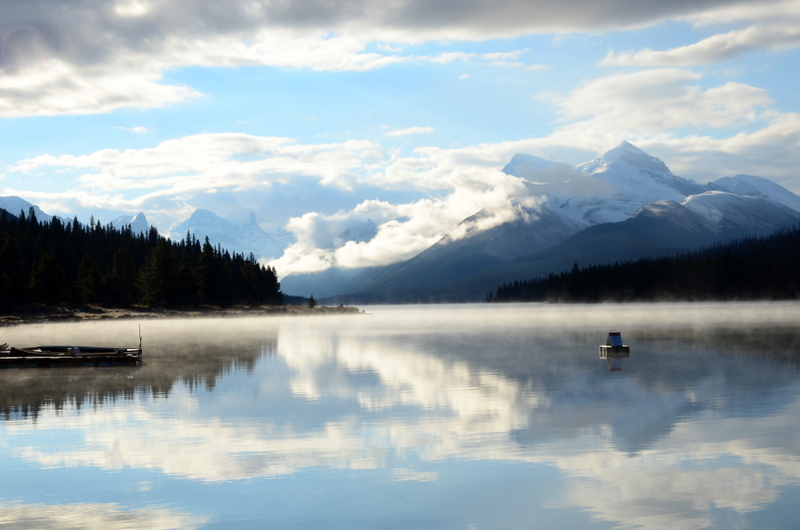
(284, 142, 800, 302)
(5, 141, 800, 304)
(0, 196, 286, 261)
(171, 209, 286, 260)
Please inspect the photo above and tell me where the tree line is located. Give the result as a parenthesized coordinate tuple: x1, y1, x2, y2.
(490, 224, 800, 303)
(0, 208, 283, 310)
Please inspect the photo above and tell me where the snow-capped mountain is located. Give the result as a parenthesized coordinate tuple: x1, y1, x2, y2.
(0, 196, 55, 222)
(308, 141, 800, 302)
(172, 209, 286, 260)
(110, 212, 149, 234)
(515, 141, 705, 225)
(682, 191, 800, 237)
(708, 174, 800, 213)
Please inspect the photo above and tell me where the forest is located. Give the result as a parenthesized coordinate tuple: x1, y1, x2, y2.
(0, 208, 283, 310)
(491, 224, 800, 303)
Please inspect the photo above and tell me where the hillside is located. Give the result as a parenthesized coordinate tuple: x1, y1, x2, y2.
(493, 224, 800, 302)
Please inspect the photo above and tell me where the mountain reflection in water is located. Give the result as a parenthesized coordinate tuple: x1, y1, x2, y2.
(1, 303, 799, 530)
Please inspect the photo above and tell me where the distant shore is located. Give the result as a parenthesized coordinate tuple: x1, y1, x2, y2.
(0, 304, 363, 326)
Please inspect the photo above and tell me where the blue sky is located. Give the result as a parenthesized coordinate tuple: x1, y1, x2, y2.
(2, 0, 800, 275)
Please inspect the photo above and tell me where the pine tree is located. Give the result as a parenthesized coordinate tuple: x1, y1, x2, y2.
(28, 251, 68, 304)
(76, 255, 103, 304)
(139, 239, 178, 307)
(0, 235, 27, 306)
(110, 245, 138, 305)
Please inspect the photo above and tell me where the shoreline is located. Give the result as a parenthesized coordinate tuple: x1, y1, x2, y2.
(1, 304, 363, 326)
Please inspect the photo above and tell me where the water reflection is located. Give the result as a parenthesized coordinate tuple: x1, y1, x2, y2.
(0, 501, 207, 530)
(1, 303, 799, 529)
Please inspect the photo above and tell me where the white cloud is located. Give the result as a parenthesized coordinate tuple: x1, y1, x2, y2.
(0, 58, 201, 117)
(602, 23, 800, 66)
(0, 502, 207, 530)
(554, 68, 771, 129)
(118, 126, 149, 134)
(0, 0, 789, 116)
(684, 0, 800, 26)
(269, 163, 536, 275)
(4, 133, 386, 230)
(386, 126, 435, 137)
(8, 132, 379, 196)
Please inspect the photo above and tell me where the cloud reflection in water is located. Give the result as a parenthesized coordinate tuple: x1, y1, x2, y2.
(1, 303, 799, 529)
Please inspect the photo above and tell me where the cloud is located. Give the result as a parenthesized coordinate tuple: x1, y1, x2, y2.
(531, 68, 775, 157)
(0, 502, 207, 530)
(119, 126, 149, 134)
(5, 133, 384, 229)
(684, 0, 800, 26)
(0, 0, 788, 116)
(269, 164, 536, 275)
(602, 23, 800, 66)
(386, 126, 435, 137)
(9, 132, 379, 191)
(0, 58, 201, 117)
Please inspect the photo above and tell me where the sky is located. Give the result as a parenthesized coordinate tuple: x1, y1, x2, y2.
(2, 0, 800, 277)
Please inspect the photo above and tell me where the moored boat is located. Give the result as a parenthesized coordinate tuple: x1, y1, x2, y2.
(0, 328, 142, 367)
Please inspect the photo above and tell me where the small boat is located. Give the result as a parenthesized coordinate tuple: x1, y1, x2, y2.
(0, 327, 142, 367)
(599, 331, 630, 371)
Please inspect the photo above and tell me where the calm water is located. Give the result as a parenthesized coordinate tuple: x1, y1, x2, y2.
(1, 303, 799, 529)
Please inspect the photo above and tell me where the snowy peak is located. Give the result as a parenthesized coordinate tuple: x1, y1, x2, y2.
(172, 208, 286, 260)
(575, 142, 704, 199)
(682, 191, 800, 237)
(502, 153, 566, 179)
(111, 212, 149, 234)
(598, 141, 668, 172)
(0, 196, 54, 222)
(708, 174, 800, 213)
(576, 141, 662, 173)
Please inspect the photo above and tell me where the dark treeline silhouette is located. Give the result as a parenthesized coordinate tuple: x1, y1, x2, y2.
(491, 224, 800, 303)
(0, 207, 282, 310)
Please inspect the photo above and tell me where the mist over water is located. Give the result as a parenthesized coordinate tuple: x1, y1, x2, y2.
(2, 302, 799, 529)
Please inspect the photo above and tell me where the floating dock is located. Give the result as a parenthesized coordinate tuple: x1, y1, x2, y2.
(0, 346, 142, 368)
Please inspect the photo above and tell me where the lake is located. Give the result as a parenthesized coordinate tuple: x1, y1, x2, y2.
(2, 302, 799, 529)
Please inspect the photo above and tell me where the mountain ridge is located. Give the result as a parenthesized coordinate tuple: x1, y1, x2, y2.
(312, 142, 800, 303)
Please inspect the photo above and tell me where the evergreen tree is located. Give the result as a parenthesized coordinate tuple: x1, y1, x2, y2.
(196, 237, 220, 306)
(139, 239, 178, 307)
(110, 245, 138, 305)
(28, 251, 68, 304)
(76, 255, 103, 304)
(177, 250, 199, 306)
(239, 257, 258, 306)
(0, 236, 27, 305)
(1, 211, 284, 311)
